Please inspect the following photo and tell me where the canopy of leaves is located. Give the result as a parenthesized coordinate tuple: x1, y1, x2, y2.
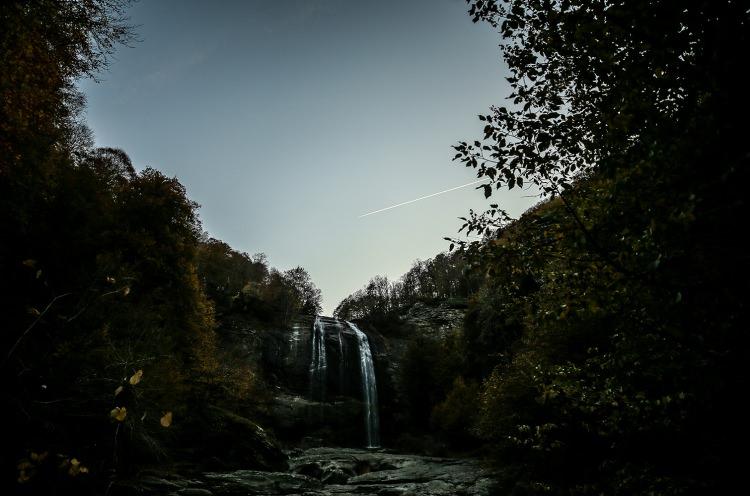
(453, 0, 748, 239)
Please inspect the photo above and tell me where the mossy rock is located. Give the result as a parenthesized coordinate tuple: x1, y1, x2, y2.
(180, 405, 288, 472)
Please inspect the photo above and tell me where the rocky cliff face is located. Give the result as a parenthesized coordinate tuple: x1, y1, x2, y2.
(114, 299, 491, 493)
(215, 301, 466, 449)
(360, 301, 466, 449)
(217, 314, 380, 447)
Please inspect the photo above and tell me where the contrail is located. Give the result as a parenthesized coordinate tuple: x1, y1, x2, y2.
(359, 178, 489, 218)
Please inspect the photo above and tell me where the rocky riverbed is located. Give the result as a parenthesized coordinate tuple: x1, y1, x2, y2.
(114, 447, 498, 496)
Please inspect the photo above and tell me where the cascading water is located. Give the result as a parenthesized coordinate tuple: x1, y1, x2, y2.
(347, 321, 381, 448)
(307, 316, 381, 447)
(337, 322, 347, 392)
(309, 316, 327, 401)
(286, 323, 302, 365)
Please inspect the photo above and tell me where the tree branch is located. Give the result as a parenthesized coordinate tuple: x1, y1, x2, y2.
(4, 293, 72, 366)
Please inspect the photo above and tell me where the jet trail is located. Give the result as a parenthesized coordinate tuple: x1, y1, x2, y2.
(359, 178, 489, 218)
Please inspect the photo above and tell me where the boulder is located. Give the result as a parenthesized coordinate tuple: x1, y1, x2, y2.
(201, 470, 321, 496)
(182, 405, 288, 472)
(265, 393, 364, 446)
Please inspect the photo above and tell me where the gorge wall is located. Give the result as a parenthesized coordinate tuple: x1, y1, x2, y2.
(215, 301, 465, 450)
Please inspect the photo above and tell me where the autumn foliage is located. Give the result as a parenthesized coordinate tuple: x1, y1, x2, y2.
(0, 2, 319, 493)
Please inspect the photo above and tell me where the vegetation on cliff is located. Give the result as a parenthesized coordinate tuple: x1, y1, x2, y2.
(333, 250, 479, 326)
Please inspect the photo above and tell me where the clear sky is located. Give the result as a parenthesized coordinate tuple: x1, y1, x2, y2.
(79, 0, 537, 314)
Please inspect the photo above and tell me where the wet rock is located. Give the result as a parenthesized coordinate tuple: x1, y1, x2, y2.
(174, 489, 214, 496)
(321, 468, 350, 485)
(109, 472, 194, 496)
(202, 470, 321, 496)
(290, 448, 497, 496)
(123, 447, 498, 496)
(291, 461, 323, 479)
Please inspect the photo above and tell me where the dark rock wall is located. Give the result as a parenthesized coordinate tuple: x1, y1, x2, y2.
(217, 303, 464, 448)
(355, 302, 466, 447)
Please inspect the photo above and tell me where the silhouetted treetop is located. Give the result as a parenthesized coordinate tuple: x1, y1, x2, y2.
(455, 0, 748, 237)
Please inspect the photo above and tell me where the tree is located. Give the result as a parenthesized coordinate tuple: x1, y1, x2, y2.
(196, 238, 268, 310)
(453, 0, 748, 243)
(282, 267, 323, 316)
(1, 0, 134, 172)
(449, 2, 750, 493)
(1, 0, 136, 366)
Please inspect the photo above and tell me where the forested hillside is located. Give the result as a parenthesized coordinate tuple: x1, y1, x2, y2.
(0, 2, 321, 492)
(336, 1, 750, 493)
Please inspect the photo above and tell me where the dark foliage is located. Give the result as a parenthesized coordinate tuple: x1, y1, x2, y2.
(452, 1, 748, 493)
(197, 239, 322, 323)
(0, 2, 320, 493)
(342, 1, 749, 492)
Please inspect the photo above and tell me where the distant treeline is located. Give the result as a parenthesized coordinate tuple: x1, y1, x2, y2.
(333, 251, 480, 323)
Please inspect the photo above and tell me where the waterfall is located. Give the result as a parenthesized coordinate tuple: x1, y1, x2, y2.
(287, 323, 302, 364)
(337, 322, 346, 393)
(307, 316, 381, 448)
(309, 316, 327, 401)
(348, 321, 381, 448)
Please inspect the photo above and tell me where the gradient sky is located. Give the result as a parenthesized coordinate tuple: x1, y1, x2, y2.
(79, 0, 537, 314)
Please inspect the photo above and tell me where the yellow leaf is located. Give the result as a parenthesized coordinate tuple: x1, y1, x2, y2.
(110, 406, 127, 422)
(114, 386, 123, 396)
(67, 458, 87, 476)
(22, 259, 37, 268)
(129, 369, 143, 385)
(122, 286, 131, 296)
(17, 470, 31, 483)
(30, 451, 48, 462)
(160, 411, 173, 427)
(106, 276, 116, 284)
(27, 307, 40, 316)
